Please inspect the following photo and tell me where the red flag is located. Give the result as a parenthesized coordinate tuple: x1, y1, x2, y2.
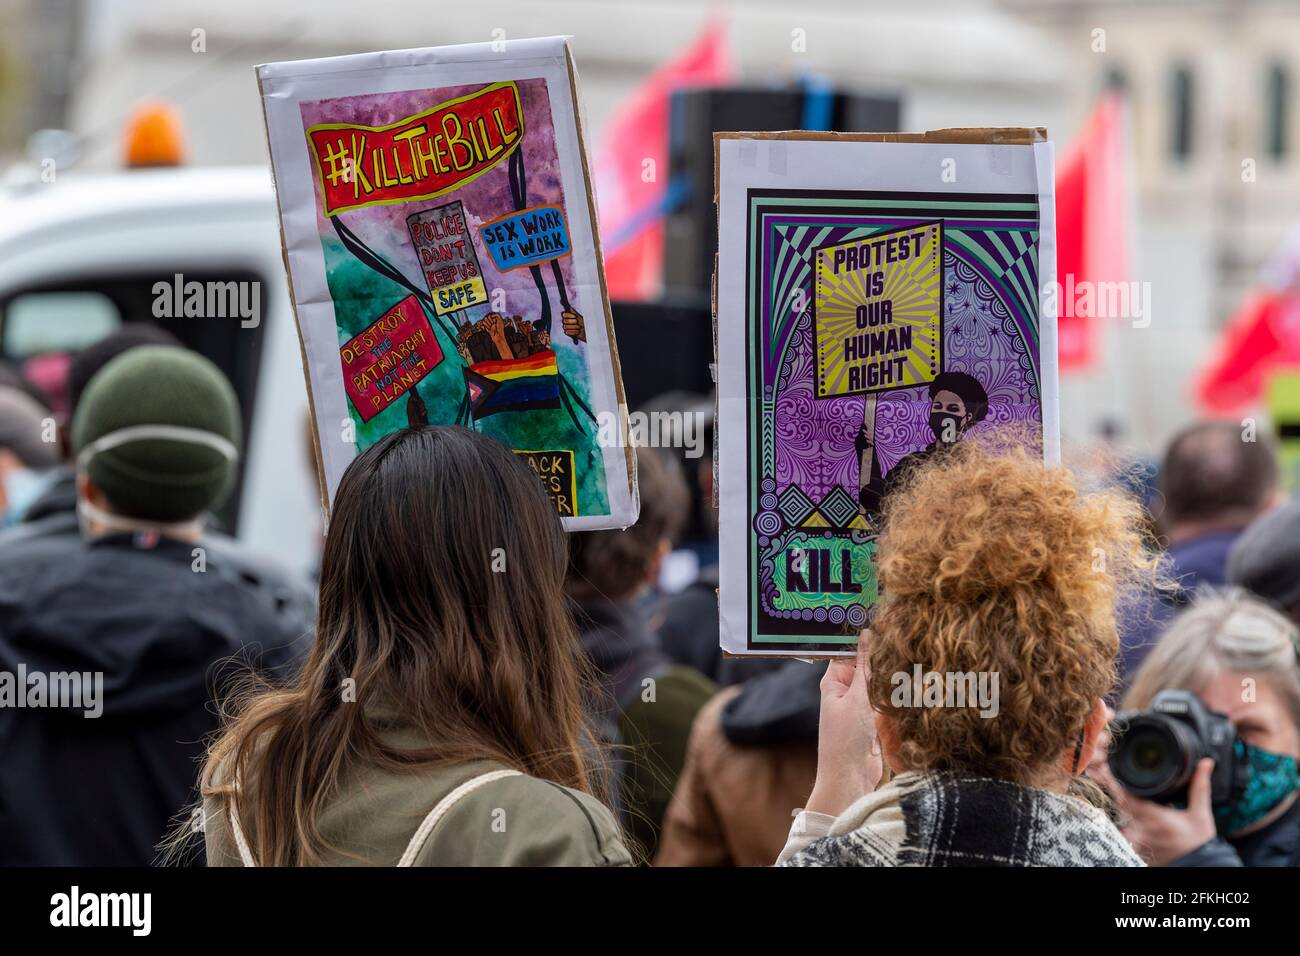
(1055, 93, 1131, 370)
(1197, 225, 1300, 413)
(592, 17, 734, 301)
(1196, 293, 1300, 414)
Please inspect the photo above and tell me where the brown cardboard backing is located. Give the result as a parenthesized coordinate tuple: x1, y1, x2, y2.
(564, 40, 638, 518)
(257, 68, 332, 531)
(713, 127, 1048, 202)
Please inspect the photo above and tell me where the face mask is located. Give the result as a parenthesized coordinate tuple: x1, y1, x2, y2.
(1, 467, 47, 527)
(1214, 739, 1300, 835)
(929, 412, 964, 444)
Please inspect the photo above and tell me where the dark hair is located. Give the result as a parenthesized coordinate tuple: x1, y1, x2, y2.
(567, 446, 689, 601)
(929, 371, 988, 424)
(68, 323, 182, 415)
(199, 426, 600, 865)
(1159, 421, 1278, 529)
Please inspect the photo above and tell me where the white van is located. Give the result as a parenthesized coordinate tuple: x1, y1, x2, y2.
(0, 165, 320, 579)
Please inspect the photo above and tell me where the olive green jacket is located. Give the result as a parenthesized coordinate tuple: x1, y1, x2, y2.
(204, 717, 632, 867)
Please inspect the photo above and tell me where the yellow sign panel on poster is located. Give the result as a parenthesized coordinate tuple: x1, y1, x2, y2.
(431, 275, 489, 316)
(813, 221, 943, 398)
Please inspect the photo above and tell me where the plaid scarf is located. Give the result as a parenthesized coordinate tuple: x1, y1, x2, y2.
(782, 771, 1144, 867)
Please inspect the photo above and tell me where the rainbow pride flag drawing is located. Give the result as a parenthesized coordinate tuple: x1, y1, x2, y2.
(462, 349, 561, 420)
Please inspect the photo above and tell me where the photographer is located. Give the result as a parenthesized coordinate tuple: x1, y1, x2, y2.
(1103, 589, 1300, 866)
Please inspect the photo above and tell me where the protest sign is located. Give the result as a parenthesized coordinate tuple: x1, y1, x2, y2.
(715, 130, 1059, 657)
(258, 37, 637, 528)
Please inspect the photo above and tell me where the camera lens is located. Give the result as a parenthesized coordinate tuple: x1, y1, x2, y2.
(1109, 715, 1198, 799)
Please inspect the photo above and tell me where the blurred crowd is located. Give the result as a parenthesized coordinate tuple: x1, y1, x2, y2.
(0, 326, 1297, 868)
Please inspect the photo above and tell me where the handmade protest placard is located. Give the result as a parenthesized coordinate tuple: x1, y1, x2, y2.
(258, 37, 637, 528)
(715, 130, 1059, 657)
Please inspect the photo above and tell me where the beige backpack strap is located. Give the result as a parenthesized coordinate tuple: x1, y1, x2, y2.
(227, 800, 257, 867)
(397, 769, 522, 867)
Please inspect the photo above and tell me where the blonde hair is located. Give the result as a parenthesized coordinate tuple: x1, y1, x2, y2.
(1124, 587, 1300, 728)
(867, 433, 1162, 784)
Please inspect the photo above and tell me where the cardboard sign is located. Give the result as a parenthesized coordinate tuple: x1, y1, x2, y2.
(715, 129, 1059, 657)
(258, 37, 638, 530)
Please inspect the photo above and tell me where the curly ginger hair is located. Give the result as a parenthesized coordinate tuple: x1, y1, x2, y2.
(866, 434, 1163, 786)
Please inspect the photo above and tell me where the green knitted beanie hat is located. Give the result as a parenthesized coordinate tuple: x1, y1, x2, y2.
(72, 345, 241, 522)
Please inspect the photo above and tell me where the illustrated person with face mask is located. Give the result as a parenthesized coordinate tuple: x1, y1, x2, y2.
(1097, 589, 1300, 866)
(0, 386, 61, 527)
(856, 370, 989, 521)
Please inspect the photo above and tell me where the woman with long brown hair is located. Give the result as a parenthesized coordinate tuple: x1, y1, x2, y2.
(197, 425, 631, 866)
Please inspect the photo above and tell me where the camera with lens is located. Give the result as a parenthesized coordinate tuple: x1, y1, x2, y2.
(1109, 689, 1248, 807)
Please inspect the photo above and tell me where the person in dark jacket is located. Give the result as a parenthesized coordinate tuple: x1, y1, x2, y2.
(0, 324, 314, 627)
(0, 346, 307, 865)
(1228, 495, 1300, 627)
(652, 566, 787, 687)
(566, 446, 716, 862)
(1102, 589, 1300, 866)
(1118, 422, 1281, 683)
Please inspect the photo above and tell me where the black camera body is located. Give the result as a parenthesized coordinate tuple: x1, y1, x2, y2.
(1109, 689, 1248, 808)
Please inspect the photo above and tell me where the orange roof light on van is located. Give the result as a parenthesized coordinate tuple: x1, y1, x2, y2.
(123, 101, 186, 167)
